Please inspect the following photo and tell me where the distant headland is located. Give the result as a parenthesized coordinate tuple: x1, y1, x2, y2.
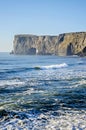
(12, 32, 86, 56)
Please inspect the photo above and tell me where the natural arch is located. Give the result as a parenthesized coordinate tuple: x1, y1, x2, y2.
(67, 43, 73, 55)
(82, 46, 86, 53)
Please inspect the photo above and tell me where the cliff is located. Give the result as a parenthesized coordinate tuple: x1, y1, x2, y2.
(13, 32, 86, 56)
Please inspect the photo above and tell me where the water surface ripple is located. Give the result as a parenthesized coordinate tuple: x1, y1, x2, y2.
(0, 53, 86, 130)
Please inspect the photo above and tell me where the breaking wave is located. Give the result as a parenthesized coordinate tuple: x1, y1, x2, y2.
(34, 63, 68, 70)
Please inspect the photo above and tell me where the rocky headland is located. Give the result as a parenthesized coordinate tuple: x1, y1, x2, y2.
(13, 32, 86, 56)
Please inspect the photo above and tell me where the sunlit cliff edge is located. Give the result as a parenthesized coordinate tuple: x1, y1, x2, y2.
(12, 32, 86, 56)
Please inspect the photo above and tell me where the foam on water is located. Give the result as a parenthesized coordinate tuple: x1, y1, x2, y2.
(0, 110, 86, 130)
(0, 54, 86, 129)
(0, 79, 24, 86)
(35, 63, 68, 70)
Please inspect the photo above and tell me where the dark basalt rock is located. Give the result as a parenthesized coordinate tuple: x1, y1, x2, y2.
(0, 109, 8, 117)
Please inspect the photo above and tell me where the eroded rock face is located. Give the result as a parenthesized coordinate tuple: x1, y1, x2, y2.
(57, 32, 86, 56)
(13, 35, 58, 55)
(13, 32, 86, 56)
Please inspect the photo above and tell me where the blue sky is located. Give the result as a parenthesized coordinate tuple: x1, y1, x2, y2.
(0, 0, 86, 52)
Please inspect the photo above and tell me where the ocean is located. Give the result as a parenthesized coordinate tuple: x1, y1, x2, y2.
(0, 52, 86, 130)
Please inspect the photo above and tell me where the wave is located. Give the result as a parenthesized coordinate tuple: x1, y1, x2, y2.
(0, 63, 68, 76)
(0, 67, 31, 75)
(34, 63, 68, 70)
(77, 61, 84, 65)
(0, 79, 24, 87)
(0, 109, 85, 130)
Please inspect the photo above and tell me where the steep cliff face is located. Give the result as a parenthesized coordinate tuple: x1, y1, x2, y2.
(57, 32, 86, 56)
(13, 32, 86, 56)
(13, 35, 58, 55)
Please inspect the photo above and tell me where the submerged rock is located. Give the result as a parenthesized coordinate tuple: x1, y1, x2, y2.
(0, 109, 8, 117)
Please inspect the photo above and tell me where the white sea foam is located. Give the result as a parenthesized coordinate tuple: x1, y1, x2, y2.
(0, 79, 24, 86)
(36, 63, 68, 70)
(0, 110, 86, 130)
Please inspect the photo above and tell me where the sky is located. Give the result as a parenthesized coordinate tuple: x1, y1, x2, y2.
(0, 0, 86, 52)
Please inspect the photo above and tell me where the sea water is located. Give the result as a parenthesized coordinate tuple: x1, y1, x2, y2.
(0, 53, 86, 130)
